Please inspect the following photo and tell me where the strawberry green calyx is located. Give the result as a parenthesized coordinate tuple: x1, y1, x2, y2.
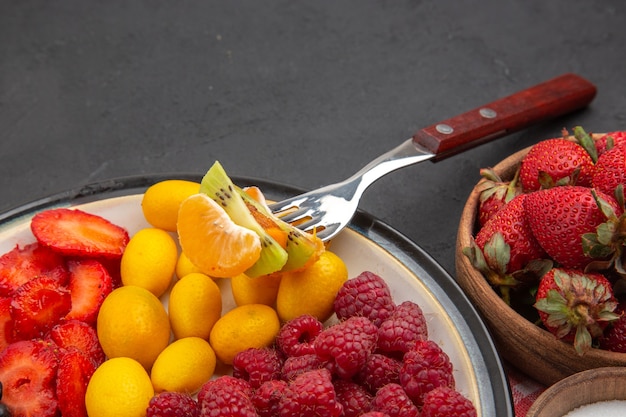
(572, 126, 598, 164)
(535, 268, 619, 355)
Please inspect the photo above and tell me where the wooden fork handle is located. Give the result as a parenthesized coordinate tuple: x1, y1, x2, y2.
(412, 73, 597, 161)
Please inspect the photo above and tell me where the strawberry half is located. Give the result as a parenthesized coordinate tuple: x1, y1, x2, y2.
(535, 268, 619, 355)
(64, 259, 113, 325)
(0, 296, 16, 351)
(0, 339, 60, 417)
(31, 208, 130, 259)
(47, 320, 106, 366)
(10, 275, 72, 340)
(56, 348, 97, 417)
(0, 242, 68, 297)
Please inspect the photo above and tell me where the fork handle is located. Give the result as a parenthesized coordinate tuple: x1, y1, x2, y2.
(412, 73, 597, 161)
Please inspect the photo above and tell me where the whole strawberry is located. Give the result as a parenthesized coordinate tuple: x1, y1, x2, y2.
(599, 300, 626, 353)
(535, 268, 619, 354)
(523, 186, 621, 269)
(519, 133, 596, 191)
(476, 167, 521, 226)
(592, 142, 626, 196)
(595, 131, 626, 156)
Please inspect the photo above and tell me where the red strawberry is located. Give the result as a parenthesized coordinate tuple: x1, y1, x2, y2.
(31, 208, 130, 259)
(476, 167, 521, 226)
(10, 275, 72, 340)
(595, 131, 626, 156)
(47, 320, 106, 365)
(0, 296, 15, 351)
(0, 242, 68, 297)
(64, 259, 113, 325)
(465, 194, 549, 302)
(519, 137, 595, 191)
(523, 186, 622, 269)
(535, 268, 619, 354)
(0, 339, 60, 417)
(56, 348, 97, 417)
(599, 301, 626, 353)
(592, 142, 626, 196)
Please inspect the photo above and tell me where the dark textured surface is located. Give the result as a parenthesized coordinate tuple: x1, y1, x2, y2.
(1, 1, 625, 275)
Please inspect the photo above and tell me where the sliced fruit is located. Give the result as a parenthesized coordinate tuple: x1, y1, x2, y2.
(10, 275, 72, 340)
(48, 320, 106, 366)
(56, 348, 97, 417)
(0, 242, 68, 297)
(0, 339, 60, 417)
(0, 296, 15, 351)
(31, 208, 130, 259)
(64, 259, 113, 325)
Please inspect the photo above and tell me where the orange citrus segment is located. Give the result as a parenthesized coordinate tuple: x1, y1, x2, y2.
(177, 193, 262, 278)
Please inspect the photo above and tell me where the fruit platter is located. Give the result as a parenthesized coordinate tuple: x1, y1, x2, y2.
(0, 164, 512, 417)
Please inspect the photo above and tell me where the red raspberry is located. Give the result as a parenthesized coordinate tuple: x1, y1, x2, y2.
(399, 340, 455, 407)
(333, 271, 395, 326)
(421, 386, 477, 417)
(370, 383, 419, 417)
(232, 347, 283, 389)
(361, 413, 391, 417)
(281, 353, 326, 381)
(276, 314, 323, 356)
(197, 375, 254, 416)
(252, 379, 288, 417)
(278, 368, 343, 417)
(146, 392, 198, 417)
(355, 353, 401, 393)
(600, 301, 626, 353)
(333, 379, 372, 417)
(377, 301, 428, 357)
(314, 316, 378, 379)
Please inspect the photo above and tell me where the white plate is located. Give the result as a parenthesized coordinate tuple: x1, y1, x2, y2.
(0, 174, 513, 416)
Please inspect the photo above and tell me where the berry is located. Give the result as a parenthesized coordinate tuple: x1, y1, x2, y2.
(314, 316, 378, 379)
(333, 271, 396, 326)
(56, 348, 97, 417)
(333, 379, 372, 417)
(421, 386, 477, 417)
(47, 320, 106, 365)
(370, 383, 419, 417)
(198, 376, 256, 417)
(399, 340, 455, 407)
(281, 353, 325, 381)
(0, 339, 59, 417)
(535, 268, 618, 354)
(64, 259, 113, 325)
(276, 314, 323, 357)
(0, 243, 68, 297)
(147, 392, 198, 417)
(31, 208, 130, 259)
(476, 167, 521, 226)
(197, 375, 253, 408)
(0, 297, 15, 351)
(360, 413, 392, 417)
(10, 275, 71, 340)
(377, 301, 428, 357)
(252, 379, 288, 417)
(600, 301, 626, 353)
(232, 347, 283, 389)
(278, 369, 342, 417)
(355, 353, 401, 393)
(595, 131, 626, 156)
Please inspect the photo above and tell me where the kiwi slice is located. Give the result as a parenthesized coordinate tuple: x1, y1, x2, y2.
(199, 162, 288, 278)
(237, 186, 325, 272)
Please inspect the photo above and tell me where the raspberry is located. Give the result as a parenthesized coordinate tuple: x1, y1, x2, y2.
(276, 314, 324, 357)
(377, 301, 428, 357)
(146, 392, 198, 417)
(281, 353, 325, 381)
(355, 353, 401, 393)
(361, 413, 392, 417)
(370, 383, 419, 417)
(278, 368, 342, 417)
(197, 375, 253, 409)
(333, 379, 372, 417)
(314, 316, 378, 379)
(399, 340, 455, 407)
(421, 386, 477, 417)
(198, 375, 256, 417)
(232, 347, 283, 389)
(252, 379, 288, 417)
(333, 271, 395, 326)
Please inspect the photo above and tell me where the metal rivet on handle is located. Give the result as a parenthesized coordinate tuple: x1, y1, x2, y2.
(479, 108, 497, 119)
(435, 124, 454, 134)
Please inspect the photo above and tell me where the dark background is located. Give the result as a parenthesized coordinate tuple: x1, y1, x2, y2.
(1, 1, 624, 275)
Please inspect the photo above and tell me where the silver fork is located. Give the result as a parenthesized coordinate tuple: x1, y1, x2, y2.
(269, 73, 596, 241)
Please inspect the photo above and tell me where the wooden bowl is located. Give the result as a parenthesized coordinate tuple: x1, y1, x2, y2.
(526, 367, 626, 417)
(455, 139, 626, 387)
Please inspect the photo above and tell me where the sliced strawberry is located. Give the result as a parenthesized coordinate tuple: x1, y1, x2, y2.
(31, 208, 130, 259)
(0, 296, 16, 351)
(56, 348, 97, 417)
(0, 339, 59, 417)
(0, 242, 68, 297)
(10, 276, 72, 340)
(47, 319, 105, 365)
(64, 259, 113, 325)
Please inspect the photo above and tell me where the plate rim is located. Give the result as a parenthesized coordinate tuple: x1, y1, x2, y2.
(0, 173, 513, 416)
